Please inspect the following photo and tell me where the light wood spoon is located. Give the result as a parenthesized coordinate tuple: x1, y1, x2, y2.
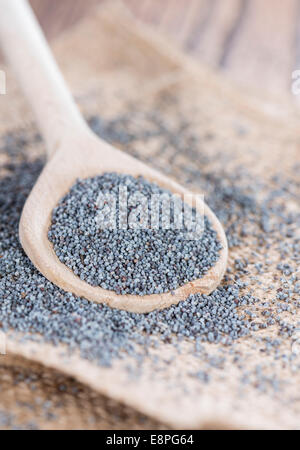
(0, 0, 227, 313)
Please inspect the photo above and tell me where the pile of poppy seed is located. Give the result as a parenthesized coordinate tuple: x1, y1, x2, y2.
(0, 114, 299, 373)
(48, 173, 222, 295)
(0, 129, 259, 367)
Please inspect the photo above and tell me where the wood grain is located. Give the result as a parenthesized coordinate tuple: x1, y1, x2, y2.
(27, 0, 299, 98)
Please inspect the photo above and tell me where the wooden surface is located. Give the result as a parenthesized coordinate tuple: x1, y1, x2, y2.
(28, 0, 299, 99)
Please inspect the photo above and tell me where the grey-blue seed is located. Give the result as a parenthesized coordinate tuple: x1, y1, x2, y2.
(48, 173, 222, 296)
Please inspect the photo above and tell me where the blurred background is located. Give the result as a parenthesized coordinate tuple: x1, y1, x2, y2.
(28, 0, 299, 100)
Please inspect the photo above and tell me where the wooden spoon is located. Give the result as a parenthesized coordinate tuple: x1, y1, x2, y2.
(0, 0, 227, 313)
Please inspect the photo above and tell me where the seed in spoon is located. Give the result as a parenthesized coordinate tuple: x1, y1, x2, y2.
(48, 173, 222, 296)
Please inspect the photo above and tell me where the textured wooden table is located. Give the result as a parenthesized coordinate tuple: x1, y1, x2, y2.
(27, 0, 300, 99)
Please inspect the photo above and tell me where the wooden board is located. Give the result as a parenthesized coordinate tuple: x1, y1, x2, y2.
(27, 0, 299, 99)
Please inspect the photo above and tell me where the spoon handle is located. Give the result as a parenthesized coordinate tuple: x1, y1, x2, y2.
(0, 0, 88, 158)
